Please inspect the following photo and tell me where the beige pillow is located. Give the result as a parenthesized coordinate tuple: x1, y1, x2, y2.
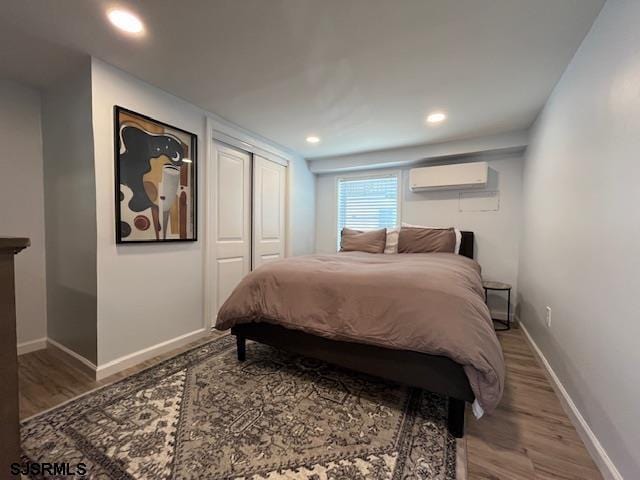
(397, 227, 456, 253)
(402, 222, 462, 254)
(340, 228, 387, 254)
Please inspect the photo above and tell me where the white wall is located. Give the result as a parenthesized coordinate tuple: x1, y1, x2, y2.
(92, 59, 207, 366)
(0, 79, 47, 346)
(91, 59, 316, 366)
(41, 62, 98, 363)
(518, 1, 639, 478)
(316, 152, 524, 314)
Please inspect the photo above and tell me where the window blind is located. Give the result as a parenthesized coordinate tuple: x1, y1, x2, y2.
(337, 174, 399, 248)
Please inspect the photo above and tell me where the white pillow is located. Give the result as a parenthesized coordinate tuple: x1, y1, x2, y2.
(401, 222, 462, 254)
(384, 227, 400, 254)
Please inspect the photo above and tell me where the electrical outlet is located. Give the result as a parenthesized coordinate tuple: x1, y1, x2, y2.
(545, 306, 552, 328)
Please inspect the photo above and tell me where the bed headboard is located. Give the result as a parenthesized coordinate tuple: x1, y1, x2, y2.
(459, 231, 474, 259)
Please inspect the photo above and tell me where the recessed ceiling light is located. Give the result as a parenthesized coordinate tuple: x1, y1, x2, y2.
(426, 112, 447, 124)
(306, 136, 320, 144)
(107, 9, 144, 34)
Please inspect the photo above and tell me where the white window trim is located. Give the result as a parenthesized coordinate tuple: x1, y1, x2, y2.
(334, 170, 402, 250)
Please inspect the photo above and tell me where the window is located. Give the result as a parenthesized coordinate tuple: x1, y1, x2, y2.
(337, 173, 399, 248)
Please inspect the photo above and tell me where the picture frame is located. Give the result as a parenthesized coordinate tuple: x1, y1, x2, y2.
(114, 106, 197, 243)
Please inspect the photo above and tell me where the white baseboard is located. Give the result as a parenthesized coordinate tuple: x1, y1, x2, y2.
(17, 337, 47, 355)
(95, 328, 208, 381)
(47, 337, 98, 373)
(519, 322, 623, 480)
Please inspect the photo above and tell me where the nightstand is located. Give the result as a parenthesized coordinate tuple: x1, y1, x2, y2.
(482, 280, 512, 331)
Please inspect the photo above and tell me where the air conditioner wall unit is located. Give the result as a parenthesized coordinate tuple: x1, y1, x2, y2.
(409, 161, 488, 191)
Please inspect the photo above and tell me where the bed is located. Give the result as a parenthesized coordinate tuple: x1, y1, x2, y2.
(216, 231, 504, 438)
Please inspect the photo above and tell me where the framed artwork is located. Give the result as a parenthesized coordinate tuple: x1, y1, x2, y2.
(114, 106, 197, 243)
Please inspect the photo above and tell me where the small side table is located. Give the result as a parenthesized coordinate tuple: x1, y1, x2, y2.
(482, 280, 512, 331)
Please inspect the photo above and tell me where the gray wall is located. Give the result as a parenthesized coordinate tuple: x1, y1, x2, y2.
(288, 158, 316, 257)
(316, 152, 524, 317)
(0, 79, 47, 346)
(42, 61, 97, 363)
(518, 1, 640, 477)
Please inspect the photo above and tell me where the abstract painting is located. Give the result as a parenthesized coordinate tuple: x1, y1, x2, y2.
(114, 106, 197, 243)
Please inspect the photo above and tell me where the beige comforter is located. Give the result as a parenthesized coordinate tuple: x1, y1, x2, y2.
(216, 252, 505, 412)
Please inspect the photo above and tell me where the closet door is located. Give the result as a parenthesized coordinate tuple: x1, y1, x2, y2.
(252, 155, 286, 269)
(212, 142, 251, 313)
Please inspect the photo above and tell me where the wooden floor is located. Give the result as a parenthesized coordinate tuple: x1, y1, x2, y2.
(18, 328, 602, 480)
(466, 329, 602, 479)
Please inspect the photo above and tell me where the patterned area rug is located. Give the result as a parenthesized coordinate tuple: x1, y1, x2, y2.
(22, 335, 464, 479)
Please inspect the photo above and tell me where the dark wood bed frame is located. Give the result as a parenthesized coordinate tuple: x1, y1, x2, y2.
(231, 231, 476, 438)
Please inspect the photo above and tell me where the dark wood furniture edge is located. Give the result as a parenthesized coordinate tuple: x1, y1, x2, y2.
(1, 237, 30, 478)
(0, 237, 30, 253)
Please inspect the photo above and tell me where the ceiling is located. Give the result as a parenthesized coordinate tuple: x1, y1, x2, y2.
(0, 0, 604, 158)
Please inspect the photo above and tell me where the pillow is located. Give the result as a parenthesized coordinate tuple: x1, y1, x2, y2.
(397, 227, 457, 254)
(340, 228, 387, 254)
(384, 227, 400, 254)
(402, 222, 462, 254)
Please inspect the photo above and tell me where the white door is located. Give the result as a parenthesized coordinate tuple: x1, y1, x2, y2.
(212, 142, 252, 314)
(252, 155, 286, 269)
